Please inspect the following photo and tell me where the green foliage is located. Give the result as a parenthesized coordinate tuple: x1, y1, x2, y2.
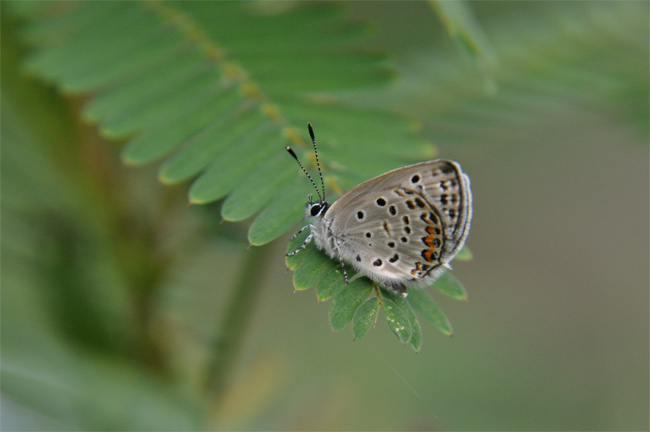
(431, 272, 468, 301)
(286, 230, 467, 350)
(328, 280, 373, 333)
(407, 288, 453, 336)
(4, 0, 646, 429)
(381, 298, 412, 345)
(380, 288, 424, 352)
(3, 9, 201, 427)
(16, 1, 430, 247)
(430, 0, 497, 65)
(352, 297, 379, 340)
(12, 0, 472, 353)
(353, 2, 649, 143)
(5, 3, 467, 427)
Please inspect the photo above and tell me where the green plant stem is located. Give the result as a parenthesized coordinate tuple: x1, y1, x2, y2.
(204, 243, 270, 400)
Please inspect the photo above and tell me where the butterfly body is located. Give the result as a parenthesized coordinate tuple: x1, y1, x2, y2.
(287, 125, 472, 297)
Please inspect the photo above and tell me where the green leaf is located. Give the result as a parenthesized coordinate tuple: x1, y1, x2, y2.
(121, 84, 241, 163)
(401, 300, 422, 352)
(160, 108, 268, 185)
(407, 288, 453, 336)
(352, 297, 379, 341)
(248, 176, 311, 246)
(285, 223, 312, 271)
(290, 244, 332, 292)
(429, 0, 497, 64)
(408, 316, 423, 352)
(381, 298, 412, 345)
(431, 272, 468, 301)
(357, 3, 648, 144)
(188, 126, 283, 203)
(454, 245, 473, 261)
(83, 49, 204, 123)
(382, 290, 422, 351)
(315, 267, 346, 302)
(12, 0, 476, 354)
(221, 151, 296, 222)
(328, 279, 373, 332)
(18, 0, 430, 248)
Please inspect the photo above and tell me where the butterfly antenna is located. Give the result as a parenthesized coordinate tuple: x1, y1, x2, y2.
(286, 145, 323, 202)
(307, 123, 326, 201)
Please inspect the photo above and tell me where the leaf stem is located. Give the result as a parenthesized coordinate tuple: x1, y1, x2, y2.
(203, 244, 270, 400)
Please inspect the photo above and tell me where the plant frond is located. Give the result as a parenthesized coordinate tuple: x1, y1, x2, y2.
(18, 1, 430, 247)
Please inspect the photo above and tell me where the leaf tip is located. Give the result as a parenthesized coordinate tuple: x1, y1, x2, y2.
(158, 170, 176, 186)
(187, 194, 206, 205)
(120, 150, 140, 167)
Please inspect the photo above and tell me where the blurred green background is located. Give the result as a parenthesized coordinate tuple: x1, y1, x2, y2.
(2, 1, 648, 430)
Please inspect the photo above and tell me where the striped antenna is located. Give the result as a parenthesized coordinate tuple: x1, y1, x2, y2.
(286, 140, 323, 202)
(307, 123, 326, 202)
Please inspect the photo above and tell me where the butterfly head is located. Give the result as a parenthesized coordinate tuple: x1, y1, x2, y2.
(306, 194, 329, 218)
(286, 123, 329, 218)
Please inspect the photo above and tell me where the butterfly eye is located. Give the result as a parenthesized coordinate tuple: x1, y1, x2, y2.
(310, 204, 321, 216)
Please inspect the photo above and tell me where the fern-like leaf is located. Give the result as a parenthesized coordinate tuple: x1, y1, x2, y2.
(18, 1, 432, 247)
(16, 0, 469, 351)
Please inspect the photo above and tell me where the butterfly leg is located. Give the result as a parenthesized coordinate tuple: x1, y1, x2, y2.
(286, 227, 314, 257)
(289, 224, 312, 240)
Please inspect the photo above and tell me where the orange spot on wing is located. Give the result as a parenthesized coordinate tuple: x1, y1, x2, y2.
(411, 262, 424, 276)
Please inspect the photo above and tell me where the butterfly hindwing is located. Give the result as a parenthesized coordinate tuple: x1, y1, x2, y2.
(334, 189, 447, 282)
(325, 160, 472, 290)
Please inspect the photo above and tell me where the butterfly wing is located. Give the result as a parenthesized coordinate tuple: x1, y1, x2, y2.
(326, 160, 472, 291)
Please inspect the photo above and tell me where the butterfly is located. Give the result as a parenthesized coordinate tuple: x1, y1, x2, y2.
(287, 124, 472, 297)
